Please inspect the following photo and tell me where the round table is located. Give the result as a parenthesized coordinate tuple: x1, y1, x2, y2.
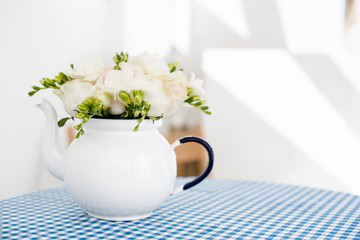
(1, 178, 360, 239)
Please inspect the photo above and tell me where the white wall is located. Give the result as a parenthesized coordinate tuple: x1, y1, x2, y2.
(0, 0, 186, 200)
(1, 0, 360, 200)
(203, 49, 360, 193)
(102, 0, 175, 62)
(0, 0, 105, 199)
(197, 0, 360, 194)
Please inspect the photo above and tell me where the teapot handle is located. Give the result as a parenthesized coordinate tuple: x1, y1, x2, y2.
(171, 136, 214, 195)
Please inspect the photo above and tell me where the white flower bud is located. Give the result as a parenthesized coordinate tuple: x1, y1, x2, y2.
(108, 100, 125, 115)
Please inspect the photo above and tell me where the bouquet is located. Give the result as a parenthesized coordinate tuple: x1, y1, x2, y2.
(29, 51, 210, 138)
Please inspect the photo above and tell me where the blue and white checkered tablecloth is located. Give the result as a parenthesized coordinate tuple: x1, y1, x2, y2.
(1, 178, 360, 239)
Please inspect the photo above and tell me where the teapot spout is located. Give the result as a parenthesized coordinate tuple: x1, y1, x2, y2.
(36, 99, 65, 181)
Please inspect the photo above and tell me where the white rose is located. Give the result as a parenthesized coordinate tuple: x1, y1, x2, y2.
(188, 72, 206, 98)
(54, 79, 96, 116)
(108, 100, 125, 115)
(66, 56, 104, 82)
(165, 82, 188, 101)
(97, 66, 132, 96)
(128, 51, 169, 76)
(162, 71, 188, 107)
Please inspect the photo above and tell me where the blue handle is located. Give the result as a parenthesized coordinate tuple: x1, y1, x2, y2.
(173, 136, 214, 192)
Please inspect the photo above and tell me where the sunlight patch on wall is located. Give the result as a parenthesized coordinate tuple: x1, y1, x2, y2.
(203, 48, 360, 193)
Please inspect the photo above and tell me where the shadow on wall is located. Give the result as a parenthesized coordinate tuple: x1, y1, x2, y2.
(191, 0, 360, 193)
(190, 0, 286, 75)
(294, 55, 360, 137)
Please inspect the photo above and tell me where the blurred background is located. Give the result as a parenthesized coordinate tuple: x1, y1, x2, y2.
(1, 0, 360, 200)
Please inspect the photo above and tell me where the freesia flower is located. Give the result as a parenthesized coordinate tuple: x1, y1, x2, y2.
(188, 72, 205, 98)
(128, 51, 170, 76)
(129, 77, 172, 116)
(29, 51, 210, 137)
(54, 79, 97, 116)
(94, 90, 112, 109)
(66, 56, 104, 82)
(165, 82, 188, 101)
(97, 66, 132, 96)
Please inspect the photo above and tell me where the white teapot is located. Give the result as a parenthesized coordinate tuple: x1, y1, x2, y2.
(37, 99, 214, 221)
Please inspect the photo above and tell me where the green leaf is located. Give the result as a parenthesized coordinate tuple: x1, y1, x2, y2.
(57, 117, 71, 127)
(28, 91, 37, 97)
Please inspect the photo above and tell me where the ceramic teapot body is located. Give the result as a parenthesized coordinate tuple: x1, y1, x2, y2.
(66, 119, 176, 220)
(37, 99, 214, 221)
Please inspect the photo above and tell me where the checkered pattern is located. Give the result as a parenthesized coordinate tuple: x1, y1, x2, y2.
(1, 178, 360, 239)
